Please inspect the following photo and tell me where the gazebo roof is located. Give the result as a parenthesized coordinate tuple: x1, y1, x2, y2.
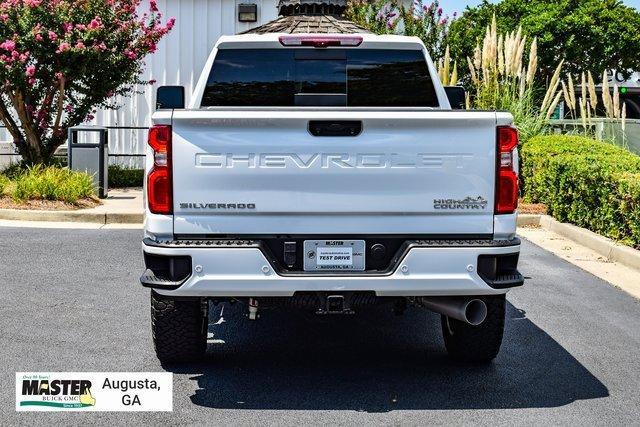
(277, 0, 348, 16)
(241, 13, 371, 35)
(242, 0, 370, 35)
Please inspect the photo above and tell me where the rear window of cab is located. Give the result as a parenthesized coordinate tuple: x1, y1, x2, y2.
(201, 48, 438, 107)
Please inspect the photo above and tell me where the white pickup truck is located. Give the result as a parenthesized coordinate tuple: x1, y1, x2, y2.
(141, 33, 523, 364)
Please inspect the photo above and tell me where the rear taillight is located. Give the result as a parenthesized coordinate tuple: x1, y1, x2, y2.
(147, 124, 172, 214)
(278, 35, 363, 48)
(496, 126, 519, 214)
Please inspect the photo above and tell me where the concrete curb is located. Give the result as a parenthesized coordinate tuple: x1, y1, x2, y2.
(105, 212, 144, 224)
(516, 214, 542, 227)
(517, 214, 640, 272)
(0, 209, 143, 225)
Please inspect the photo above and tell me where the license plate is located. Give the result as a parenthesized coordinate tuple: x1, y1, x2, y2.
(303, 240, 365, 271)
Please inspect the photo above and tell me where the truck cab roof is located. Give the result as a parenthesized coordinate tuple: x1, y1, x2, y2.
(213, 33, 427, 51)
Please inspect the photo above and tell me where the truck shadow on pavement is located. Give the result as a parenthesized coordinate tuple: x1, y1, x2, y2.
(166, 300, 608, 412)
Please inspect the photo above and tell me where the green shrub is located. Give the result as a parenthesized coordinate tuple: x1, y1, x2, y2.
(1, 162, 28, 180)
(108, 165, 144, 188)
(12, 165, 96, 204)
(0, 174, 9, 196)
(1, 157, 67, 179)
(522, 135, 640, 247)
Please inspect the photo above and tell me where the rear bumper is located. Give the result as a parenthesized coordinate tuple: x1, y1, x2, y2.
(142, 238, 523, 297)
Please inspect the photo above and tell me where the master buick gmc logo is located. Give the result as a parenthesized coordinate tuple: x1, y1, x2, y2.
(19, 377, 95, 409)
(434, 196, 488, 210)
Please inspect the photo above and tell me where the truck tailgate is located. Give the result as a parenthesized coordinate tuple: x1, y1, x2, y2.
(170, 110, 498, 235)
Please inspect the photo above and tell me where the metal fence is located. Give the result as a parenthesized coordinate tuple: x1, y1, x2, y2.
(0, 125, 147, 169)
(549, 119, 640, 155)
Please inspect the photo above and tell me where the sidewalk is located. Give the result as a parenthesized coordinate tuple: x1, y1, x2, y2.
(0, 189, 143, 224)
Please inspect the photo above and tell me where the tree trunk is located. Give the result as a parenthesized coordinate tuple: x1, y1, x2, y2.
(7, 122, 66, 166)
(43, 134, 66, 165)
(1, 91, 67, 165)
(13, 138, 42, 166)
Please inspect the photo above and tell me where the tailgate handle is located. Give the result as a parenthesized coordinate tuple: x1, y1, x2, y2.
(308, 121, 362, 137)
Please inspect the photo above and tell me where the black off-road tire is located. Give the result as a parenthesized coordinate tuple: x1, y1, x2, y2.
(441, 294, 505, 363)
(151, 291, 208, 363)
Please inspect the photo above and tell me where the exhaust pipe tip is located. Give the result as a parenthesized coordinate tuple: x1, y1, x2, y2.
(416, 296, 489, 326)
(464, 299, 487, 326)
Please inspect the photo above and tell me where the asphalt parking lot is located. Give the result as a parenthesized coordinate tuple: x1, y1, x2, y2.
(1, 227, 639, 424)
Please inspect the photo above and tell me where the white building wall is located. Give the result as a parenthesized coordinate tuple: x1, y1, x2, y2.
(94, 0, 279, 167)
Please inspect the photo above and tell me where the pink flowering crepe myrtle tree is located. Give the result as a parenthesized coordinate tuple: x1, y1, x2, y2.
(0, 0, 174, 164)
